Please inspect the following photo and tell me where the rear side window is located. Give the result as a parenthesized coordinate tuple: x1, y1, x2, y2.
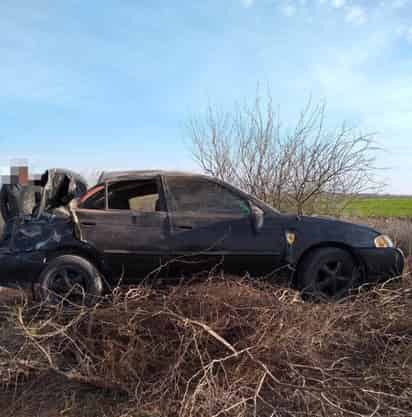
(167, 177, 250, 215)
(79, 179, 164, 212)
(108, 179, 162, 212)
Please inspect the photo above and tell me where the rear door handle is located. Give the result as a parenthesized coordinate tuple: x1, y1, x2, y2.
(81, 221, 96, 226)
(177, 224, 193, 230)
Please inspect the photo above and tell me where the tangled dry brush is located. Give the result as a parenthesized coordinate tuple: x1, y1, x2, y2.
(0, 273, 411, 417)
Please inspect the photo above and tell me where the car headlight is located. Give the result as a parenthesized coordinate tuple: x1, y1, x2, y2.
(374, 235, 394, 248)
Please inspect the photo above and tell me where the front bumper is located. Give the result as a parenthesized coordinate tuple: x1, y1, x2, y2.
(356, 247, 405, 282)
(0, 248, 45, 288)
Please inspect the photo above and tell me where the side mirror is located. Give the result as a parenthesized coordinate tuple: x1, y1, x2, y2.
(251, 204, 264, 232)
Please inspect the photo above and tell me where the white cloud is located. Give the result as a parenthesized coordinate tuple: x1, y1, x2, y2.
(395, 24, 412, 43)
(281, 4, 297, 17)
(241, 0, 255, 8)
(309, 30, 412, 193)
(331, 0, 346, 8)
(345, 5, 367, 25)
(392, 0, 408, 8)
(395, 25, 405, 38)
(406, 28, 412, 43)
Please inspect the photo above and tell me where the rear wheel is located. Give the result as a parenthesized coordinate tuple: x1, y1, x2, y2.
(298, 247, 361, 300)
(39, 255, 103, 305)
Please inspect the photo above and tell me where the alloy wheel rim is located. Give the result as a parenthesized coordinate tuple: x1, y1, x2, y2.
(48, 266, 87, 303)
(314, 260, 354, 298)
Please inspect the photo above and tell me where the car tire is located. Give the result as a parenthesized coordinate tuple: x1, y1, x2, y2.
(298, 247, 360, 301)
(0, 210, 4, 237)
(39, 255, 104, 305)
(0, 186, 12, 222)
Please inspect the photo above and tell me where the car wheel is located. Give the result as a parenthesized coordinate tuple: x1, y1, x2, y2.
(0, 186, 12, 222)
(298, 247, 360, 301)
(39, 255, 103, 305)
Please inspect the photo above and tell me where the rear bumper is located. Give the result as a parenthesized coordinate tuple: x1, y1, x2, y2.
(356, 247, 405, 282)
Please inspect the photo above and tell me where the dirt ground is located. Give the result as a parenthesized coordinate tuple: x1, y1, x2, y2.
(0, 273, 411, 417)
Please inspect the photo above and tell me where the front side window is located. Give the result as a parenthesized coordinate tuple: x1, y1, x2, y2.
(167, 177, 250, 215)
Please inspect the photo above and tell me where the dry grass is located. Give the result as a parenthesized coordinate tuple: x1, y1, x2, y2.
(0, 272, 411, 417)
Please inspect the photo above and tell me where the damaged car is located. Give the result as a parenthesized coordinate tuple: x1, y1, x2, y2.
(0, 170, 405, 302)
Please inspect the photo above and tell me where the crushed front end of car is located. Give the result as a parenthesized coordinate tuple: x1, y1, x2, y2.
(0, 169, 88, 288)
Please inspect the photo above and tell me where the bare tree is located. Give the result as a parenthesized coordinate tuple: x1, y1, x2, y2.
(188, 94, 381, 216)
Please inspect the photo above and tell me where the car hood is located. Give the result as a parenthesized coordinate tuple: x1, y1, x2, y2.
(303, 215, 379, 233)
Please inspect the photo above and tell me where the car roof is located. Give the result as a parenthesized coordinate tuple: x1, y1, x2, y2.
(98, 170, 206, 182)
(95, 170, 279, 214)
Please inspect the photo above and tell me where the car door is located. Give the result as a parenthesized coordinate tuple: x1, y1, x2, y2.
(75, 176, 169, 283)
(163, 175, 285, 276)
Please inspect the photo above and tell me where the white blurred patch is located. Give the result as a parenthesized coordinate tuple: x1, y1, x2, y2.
(392, 0, 408, 8)
(281, 4, 297, 17)
(241, 0, 254, 8)
(345, 5, 367, 25)
(331, 0, 346, 8)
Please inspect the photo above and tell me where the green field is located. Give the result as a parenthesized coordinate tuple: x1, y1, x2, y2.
(345, 197, 412, 218)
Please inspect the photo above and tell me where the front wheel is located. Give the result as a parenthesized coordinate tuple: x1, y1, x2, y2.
(39, 255, 104, 305)
(298, 247, 361, 301)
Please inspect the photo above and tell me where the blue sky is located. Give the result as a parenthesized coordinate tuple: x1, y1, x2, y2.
(0, 0, 411, 193)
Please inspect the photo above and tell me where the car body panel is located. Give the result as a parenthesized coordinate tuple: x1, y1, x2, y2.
(0, 169, 405, 289)
(279, 215, 383, 262)
(75, 208, 169, 283)
(162, 174, 286, 276)
(165, 211, 285, 276)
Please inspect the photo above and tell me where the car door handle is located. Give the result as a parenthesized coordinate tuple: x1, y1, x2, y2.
(177, 224, 193, 230)
(81, 221, 96, 226)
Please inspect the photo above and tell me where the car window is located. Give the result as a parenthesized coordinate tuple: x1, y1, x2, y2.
(79, 180, 163, 211)
(108, 179, 162, 212)
(80, 185, 105, 210)
(167, 177, 250, 215)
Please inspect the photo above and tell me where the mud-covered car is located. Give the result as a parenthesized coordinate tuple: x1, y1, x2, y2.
(0, 170, 404, 302)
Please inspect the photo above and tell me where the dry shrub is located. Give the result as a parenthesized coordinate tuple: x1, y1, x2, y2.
(1, 275, 412, 417)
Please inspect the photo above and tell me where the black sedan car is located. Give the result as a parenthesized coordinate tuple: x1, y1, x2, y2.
(0, 170, 404, 302)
